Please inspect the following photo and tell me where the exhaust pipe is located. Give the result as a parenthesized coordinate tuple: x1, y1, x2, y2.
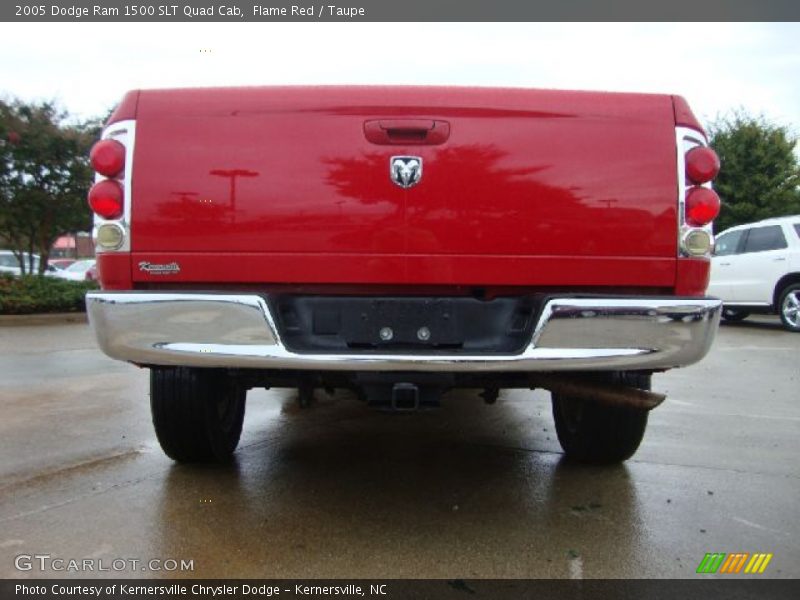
(531, 375, 665, 411)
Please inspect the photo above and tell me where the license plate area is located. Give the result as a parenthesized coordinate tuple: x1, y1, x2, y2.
(271, 295, 537, 354)
(345, 298, 459, 348)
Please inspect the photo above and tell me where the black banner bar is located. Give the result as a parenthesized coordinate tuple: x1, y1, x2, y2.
(2, 579, 799, 600)
(3, 0, 800, 22)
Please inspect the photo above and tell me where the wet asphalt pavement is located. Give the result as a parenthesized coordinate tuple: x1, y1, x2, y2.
(0, 316, 798, 579)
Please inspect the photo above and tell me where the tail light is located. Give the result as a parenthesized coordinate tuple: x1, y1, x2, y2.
(88, 180, 124, 219)
(677, 126, 721, 257)
(89, 120, 135, 255)
(685, 146, 720, 184)
(685, 187, 721, 226)
(90, 139, 126, 177)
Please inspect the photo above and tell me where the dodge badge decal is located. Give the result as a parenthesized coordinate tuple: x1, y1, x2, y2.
(390, 156, 422, 189)
(138, 261, 181, 275)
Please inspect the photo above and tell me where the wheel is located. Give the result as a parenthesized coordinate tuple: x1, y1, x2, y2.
(150, 367, 246, 462)
(551, 372, 650, 464)
(778, 284, 800, 332)
(721, 307, 750, 322)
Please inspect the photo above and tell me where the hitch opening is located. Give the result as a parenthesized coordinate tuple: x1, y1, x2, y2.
(391, 383, 420, 411)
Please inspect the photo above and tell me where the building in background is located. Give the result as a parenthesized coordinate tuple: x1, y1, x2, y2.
(52, 232, 94, 259)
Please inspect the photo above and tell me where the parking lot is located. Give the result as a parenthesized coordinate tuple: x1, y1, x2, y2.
(0, 316, 798, 579)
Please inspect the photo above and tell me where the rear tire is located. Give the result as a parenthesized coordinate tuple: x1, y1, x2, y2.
(778, 284, 800, 332)
(150, 367, 246, 463)
(721, 307, 750, 322)
(552, 372, 650, 464)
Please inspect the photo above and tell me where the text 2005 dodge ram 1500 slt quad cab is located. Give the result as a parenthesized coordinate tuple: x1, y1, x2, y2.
(86, 86, 722, 464)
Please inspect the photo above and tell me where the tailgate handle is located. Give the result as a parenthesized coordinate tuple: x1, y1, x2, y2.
(364, 119, 450, 145)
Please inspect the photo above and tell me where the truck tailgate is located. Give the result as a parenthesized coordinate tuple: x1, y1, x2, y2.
(130, 86, 678, 287)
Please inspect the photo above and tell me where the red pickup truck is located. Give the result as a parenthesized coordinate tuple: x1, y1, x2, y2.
(86, 86, 722, 464)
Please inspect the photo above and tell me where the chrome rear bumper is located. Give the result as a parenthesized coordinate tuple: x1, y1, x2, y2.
(86, 293, 721, 372)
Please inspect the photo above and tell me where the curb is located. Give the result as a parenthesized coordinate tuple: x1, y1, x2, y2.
(0, 312, 88, 326)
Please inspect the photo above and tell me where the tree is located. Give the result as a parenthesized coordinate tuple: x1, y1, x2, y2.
(0, 99, 100, 274)
(708, 111, 800, 232)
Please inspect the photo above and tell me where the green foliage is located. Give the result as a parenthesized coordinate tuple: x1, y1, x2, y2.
(0, 273, 98, 314)
(708, 111, 800, 232)
(0, 98, 100, 274)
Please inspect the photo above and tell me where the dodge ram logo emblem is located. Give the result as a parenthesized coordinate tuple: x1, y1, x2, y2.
(390, 156, 422, 189)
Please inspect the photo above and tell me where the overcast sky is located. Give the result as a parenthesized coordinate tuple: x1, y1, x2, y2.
(1, 22, 798, 131)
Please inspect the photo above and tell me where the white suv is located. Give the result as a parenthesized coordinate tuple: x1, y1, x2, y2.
(708, 215, 800, 331)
